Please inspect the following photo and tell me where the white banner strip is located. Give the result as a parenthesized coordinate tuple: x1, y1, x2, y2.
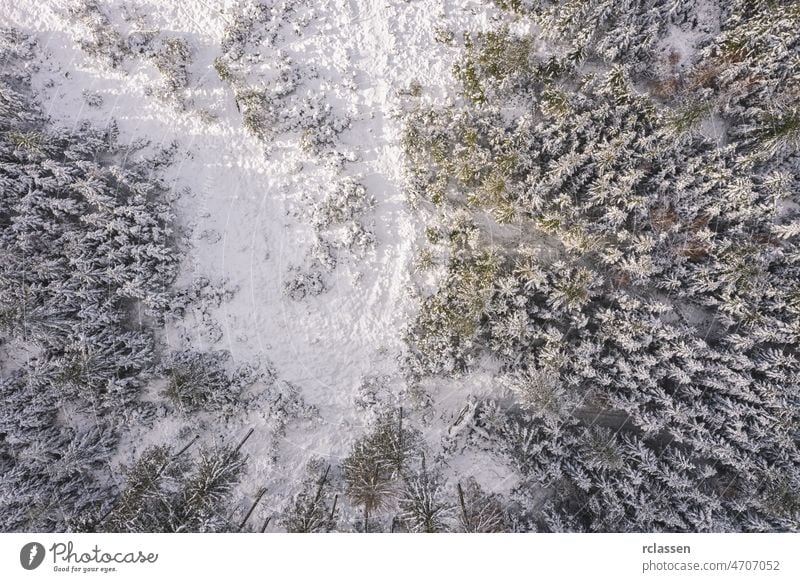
(2, 533, 798, 582)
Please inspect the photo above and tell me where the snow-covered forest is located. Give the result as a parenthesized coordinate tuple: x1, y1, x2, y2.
(1, 0, 798, 532)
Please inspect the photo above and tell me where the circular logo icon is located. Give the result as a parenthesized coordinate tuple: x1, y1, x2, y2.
(20, 542, 46, 570)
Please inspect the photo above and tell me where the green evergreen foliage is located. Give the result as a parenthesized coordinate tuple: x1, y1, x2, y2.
(3, 0, 800, 535)
(454, 27, 534, 104)
(403, 0, 800, 532)
(0, 29, 177, 532)
(342, 410, 421, 531)
(104, 439, 247, 533)
(0, 43, 177, 405)
(456, 478, 510, 532)
(397, 456, 452, 532)
(160, 350, 238, 414)
(281, 458, 338, 533)
(493, 0, 701, 74)
(151, 36, 193, 107)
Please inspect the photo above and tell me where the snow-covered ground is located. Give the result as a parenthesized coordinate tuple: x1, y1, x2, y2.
(2, 0, 517, 521)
